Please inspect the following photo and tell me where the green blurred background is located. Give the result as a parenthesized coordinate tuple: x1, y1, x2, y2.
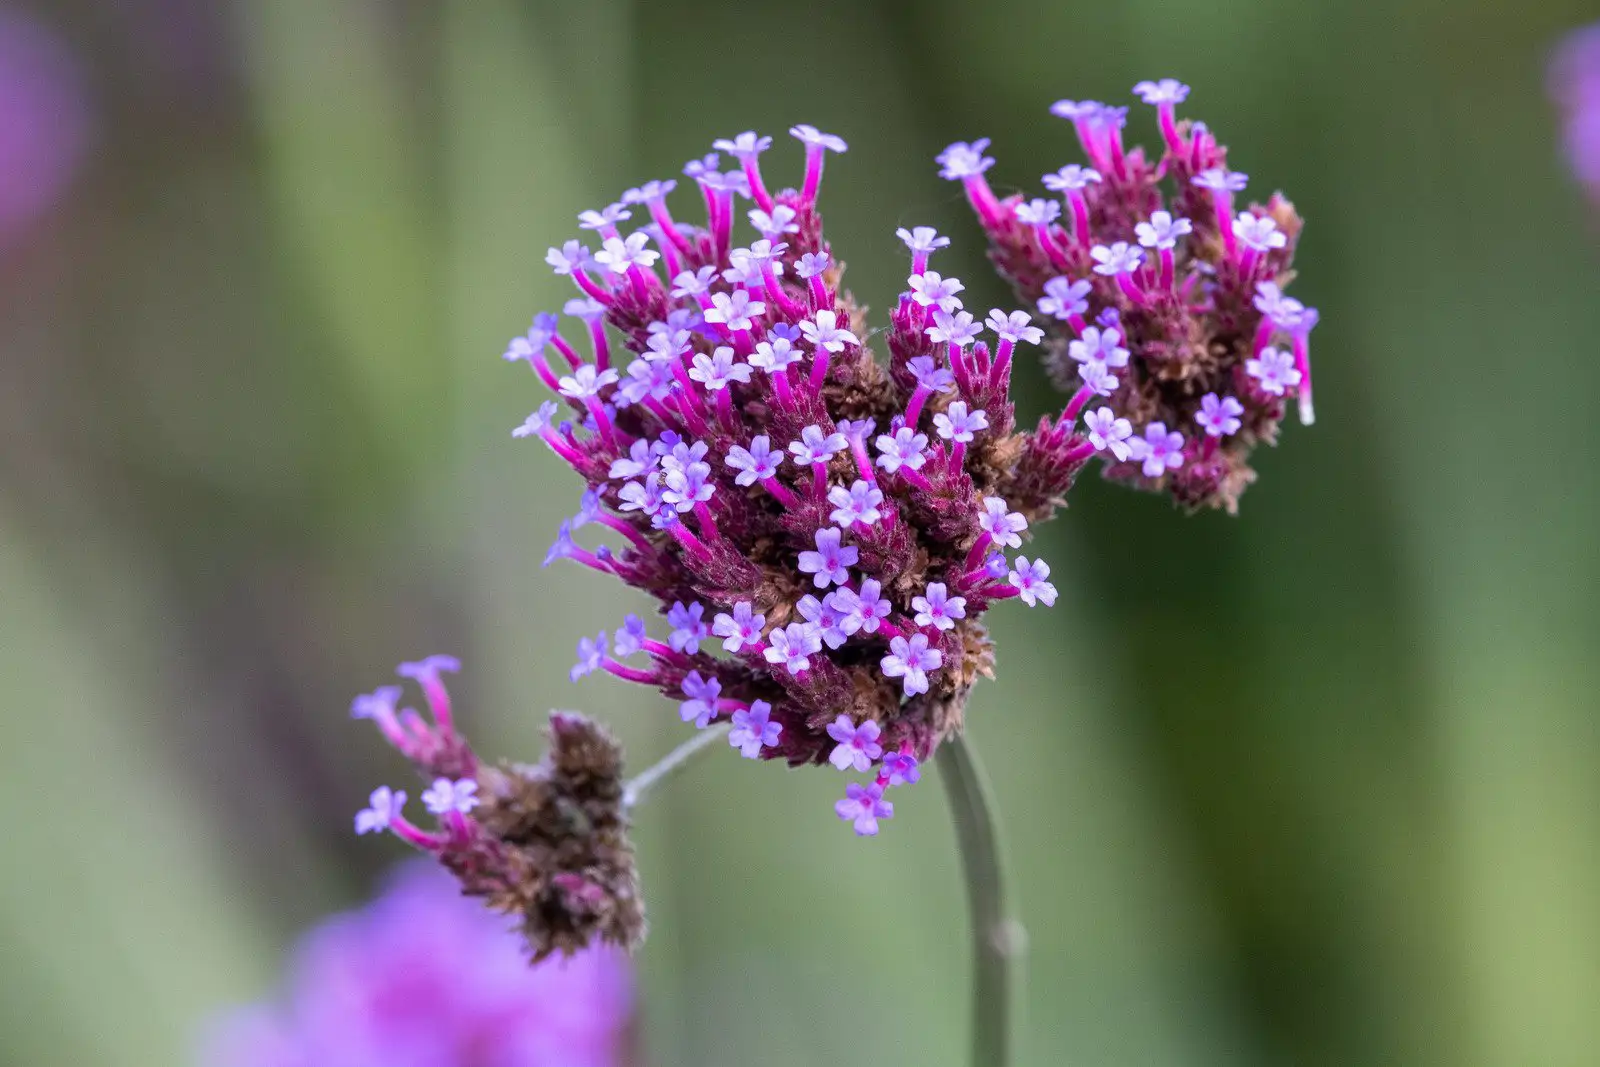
(3, 0, 1599, 1064)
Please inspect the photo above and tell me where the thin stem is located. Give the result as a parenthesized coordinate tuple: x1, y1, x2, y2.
(621, 723, 731, 810)
(937, 731, 1024, 1067)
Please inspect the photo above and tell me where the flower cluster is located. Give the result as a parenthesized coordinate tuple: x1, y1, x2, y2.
(513, 124, 1078, 835)
(944, 79, 1319, 512)
(351, 657, 645, 959)
(202, 863, 633, 1066)
(1550, 23, 1600, 207)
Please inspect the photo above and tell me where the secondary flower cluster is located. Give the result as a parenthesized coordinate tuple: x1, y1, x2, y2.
(944, 79, 1319, 511)
(1550, 23, 1600, 207)
(351, 656, 645, 959)
(513, 124, 1080, 835)
(202, 863, 633, 1066)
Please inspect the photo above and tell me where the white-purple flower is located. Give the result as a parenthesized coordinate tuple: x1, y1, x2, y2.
(688, 346, 752, 391)
(422, 777, 480, 816)
(613, 614, 648, 657)
(1038, 277, 1091, 321)
(936, 139, 995, 180)
(933, 402, 989, 443)
(1091, 241, 1144, 276)
(1193, 167, 1248, 192)
(1008, 556, 1057, 607)
(799, 309, 858, 352)
(593, 232, 659, 274)
(1245, 346, 1302, 396)
(662, 461, 714, 512)
(1067, 326, 1129, 368)
(1050, 99, 1105, 122)
(897, 226, 949, 254)
(704, 289, 765, 332)
(620, 357, 675, 405)
(912, 583, 967, 632)
(926, 308, 982, 347)
(557, 364, 620, 400)
(545, 239, 591, 276)
(789, 424, 848, 466)
(1014, 198, 1061, 226)
(679, 671, 721, 728)
(827, 714, 884, 772)
(907, 271, 965, 312)
(1135, 210, 1193, 250)
(798, 593, 854, 649)
(512, 401, 559, 439)
(748, 204, 799, 237)
(875, 427, 930, 474)
(617, 473, 666, 513)
(1084, 406, 1135, 461)
(882, 633, 943, 696)
(979, 497, 1028, 549)
(840, 578, 893, 636)
(882, 751, 920, 787)
(578, 203, 631, 231)
(836, 781, 894, 836)
(795, 251, 831, 279)
(671, 265, 717, 299)
(711, 602, 765, 652)
(1129, 422, 1186, 478)
(749, 335, 804, 373)
(1233, 212, 1287, 252)
(571, 631, 607, 681)
(797, 527, 858, 589)
(728, 700, 782, 758)
(726, 435, 783, 485)
(789, 124, 848, 153)
(828, 479, 884, 528)
(354, 786, 406, 835)
(763, 622, 822, 674)
(1078, 360, 1120, 397)
(987, 309, 1044, 345)
(1042, 164, 1102, 192)
(1133, 78, 1190, 105)
(712, 131, 771, 158)
(1196, 393, 1244, 437)
(667, 601, 709, 653)
(906, 355, 956, 393)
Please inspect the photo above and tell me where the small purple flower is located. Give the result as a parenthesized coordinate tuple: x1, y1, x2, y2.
(789, 123, 848, 153)
(571, 631, 608, 681)
(1090, 241, 1145, 277)
(355, 786, 406, 835)
(558, 364, 621, 400)
(593, 232, 659, 274)
(912, 582, 967, 632)
(545, 240, 591, 276)
(748, 204, 799, 237)
(667, 601, 709, 653)
(789, 424, 848, 466)
(617, 473, 667, 514)
(662, 461, 715, 511)
(564, 297, 607, 321)
(1008, 556, 1058, 607)
(1038, 277, 1091, 321)
(827, 714, 884, 772)
(578, 203, 632, 231)
(1050, 99, 1105, 122)
(936, 139, 995, 180)
(1014, 198, 1061, 226)
(926, 309, 983, 347)
(1068, 326, 1129, 368)
(1245, 345, 1302, 395)
(1042, 164, 1102, 192)
(749, 335, 804, 373)
(422, 777, 480, 816)
(1084, 406, 1135, 461)
(795, 251, 832, 279)
(835, 781, 894, 836)
(613, 614, 649, 657)
(704, 289, 765, 332)
(1233, 212, 1286, 252)
(1078, 360, 1120, 397)
(711, 601, 766, 652)
(799, 309, 858, 352)
(883, 751, 921, 787)
(543, 520, 577, 567)
(726, 435, 784, 484)
(987, 309, 1045, 345)
(622, 179, 677, 204)
(1196, 393, 1245, 437)
(1133, 78, 1190, 105)
(1135, 211, 1193, 250)
(571, 488, 602, 528)
(1193, 167, 1249, 192)
(907, 271, 965, 312)
(683, 152, 720, 180)
(689, 346, 753, 391)
(763, 622, 822, 675)
(728, 700, 782, 758)
(671, 265, 717, 299)
(620, 359, 675, 406)
(841, 578, 893, 635)
(797, 527, 859, 589)
(875, 427, 930, 475)
(712, 131, 772, 158)
(933, 401, 989, 443)
(979, 497, 1028, 549)
(799, 592, 857, 649)
(1129, 422, 1186, 478)
(897, 226, 950, 254)
(660, 439, 709, 473)
(679, 670, 721, 727)
(828, 479, 885, 528)
(907, 355, 956, 393)
(882, 633, 943, 696)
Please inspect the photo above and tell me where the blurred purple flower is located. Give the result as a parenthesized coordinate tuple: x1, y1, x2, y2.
(201, 863, 633, 1066)
(1550, 22, 1600, 200)
(0, 9, 90, 245)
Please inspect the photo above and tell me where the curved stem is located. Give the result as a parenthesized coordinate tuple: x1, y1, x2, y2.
(621, 723, 731, 810)
(937, 731, 1023, 1067)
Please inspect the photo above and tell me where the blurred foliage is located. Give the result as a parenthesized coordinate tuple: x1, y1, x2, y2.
(2, 0, 1599, 1064)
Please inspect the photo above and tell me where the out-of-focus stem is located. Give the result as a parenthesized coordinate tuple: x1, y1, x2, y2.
(621, 723, 731, 810)
(937, 730, 1024, 1067)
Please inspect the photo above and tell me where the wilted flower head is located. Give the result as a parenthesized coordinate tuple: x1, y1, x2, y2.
(947, 80, 1321, 511)
(351, 660, 644, 959)
(202, 863, 632, 1066)
(1550, 23, 1600, 206)
(511, 124, 1085, 835)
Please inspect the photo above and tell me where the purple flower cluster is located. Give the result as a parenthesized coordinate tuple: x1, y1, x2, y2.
(946, 80, 1320, 512)
(1551, 23, 1600, 206)
(512, 124, 1085, 834)
(202, 863, 632, 1066)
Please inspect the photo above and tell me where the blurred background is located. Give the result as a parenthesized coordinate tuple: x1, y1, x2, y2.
(3, 0, 1599, 1064)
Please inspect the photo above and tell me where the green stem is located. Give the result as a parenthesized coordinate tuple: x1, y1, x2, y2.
(937, 731, 1024, 1067)
(621, 722, 731, 810)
